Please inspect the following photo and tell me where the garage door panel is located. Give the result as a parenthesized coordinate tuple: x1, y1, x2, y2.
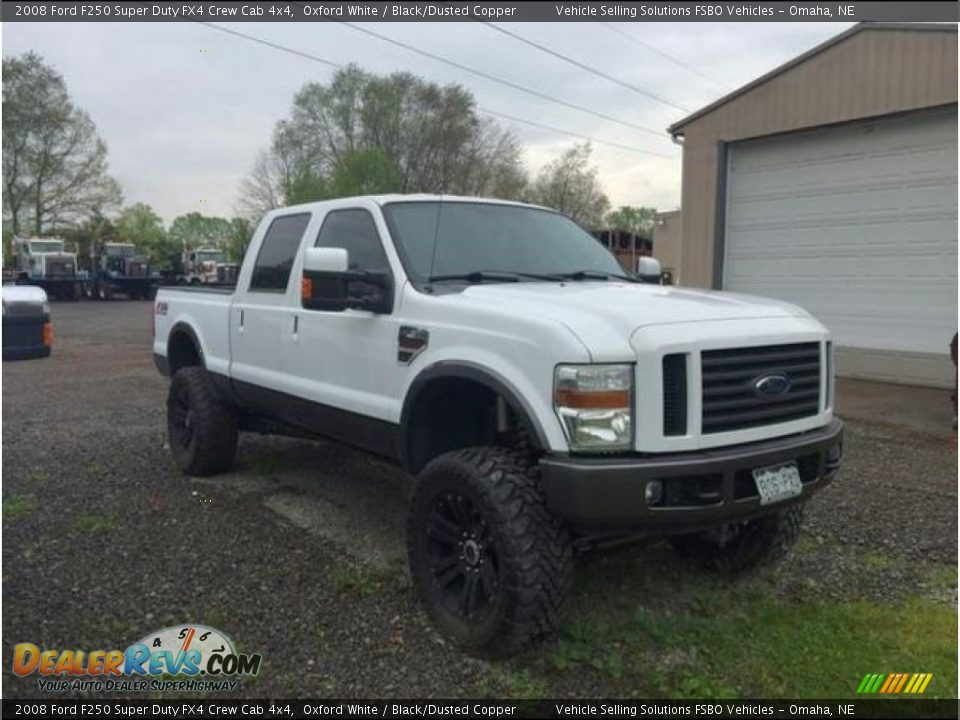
(724, 107, 957, 387)
(729, 215, 956, 252)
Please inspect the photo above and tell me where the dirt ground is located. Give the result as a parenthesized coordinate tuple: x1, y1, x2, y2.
(2, 301, 956, 699)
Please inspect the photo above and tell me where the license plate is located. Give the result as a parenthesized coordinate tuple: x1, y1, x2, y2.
(753, 462, 802, 506)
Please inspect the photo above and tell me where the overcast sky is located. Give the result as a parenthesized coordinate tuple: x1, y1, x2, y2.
(2, 20, 854, 224)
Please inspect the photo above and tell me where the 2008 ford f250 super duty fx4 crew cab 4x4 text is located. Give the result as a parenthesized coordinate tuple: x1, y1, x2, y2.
(153, 195, 843, 655)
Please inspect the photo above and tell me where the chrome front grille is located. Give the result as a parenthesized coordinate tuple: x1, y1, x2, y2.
(700, 342, 821, 434)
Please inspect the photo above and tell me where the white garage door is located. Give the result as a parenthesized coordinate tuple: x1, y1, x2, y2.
(724, 107, 958, 387)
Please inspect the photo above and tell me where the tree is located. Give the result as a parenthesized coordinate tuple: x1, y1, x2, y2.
(114, 203, 171, 265)
(55, 209, 118, 271)
(528, 143, 609, 228)
(605, 206, 657, 236)
(2, 52, 121, 236)
(168, 212, 234, 253)
(328, 147, 401, 198)
(226, 217, 252, 264)
(238, 65, 528, 213)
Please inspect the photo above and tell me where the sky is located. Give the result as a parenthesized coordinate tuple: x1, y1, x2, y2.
(2, 19, 854, 224)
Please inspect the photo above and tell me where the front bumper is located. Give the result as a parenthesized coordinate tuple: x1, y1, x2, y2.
(539, 419, 843, 530)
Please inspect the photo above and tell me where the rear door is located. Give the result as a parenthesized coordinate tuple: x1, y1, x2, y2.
(229, 211, 314, 399)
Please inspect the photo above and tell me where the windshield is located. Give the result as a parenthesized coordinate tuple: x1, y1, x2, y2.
(382, 202, 625, 283)
(29, 241, 64, 254)
(197, 251, 226, 263)
(105, 244, 136, 257)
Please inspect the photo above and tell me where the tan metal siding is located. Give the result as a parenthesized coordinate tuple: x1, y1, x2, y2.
(652, 210, 683, 283)
(677, 27, 958, 288)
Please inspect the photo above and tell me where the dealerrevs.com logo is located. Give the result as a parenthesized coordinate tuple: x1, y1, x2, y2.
(13, 625, 262, 692)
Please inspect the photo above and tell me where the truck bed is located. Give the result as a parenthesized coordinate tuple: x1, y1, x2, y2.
(154, 285, 235, 378)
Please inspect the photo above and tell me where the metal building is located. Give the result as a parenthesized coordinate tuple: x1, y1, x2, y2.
(669, 23, 957, 387)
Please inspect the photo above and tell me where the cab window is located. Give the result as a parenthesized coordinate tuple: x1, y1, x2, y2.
(315, 209, 390, 272)
(249, 213, 311, 292)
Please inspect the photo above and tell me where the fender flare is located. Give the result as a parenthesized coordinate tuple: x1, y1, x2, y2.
(167, 321, 205, 372)
(399, 361, 550, 471)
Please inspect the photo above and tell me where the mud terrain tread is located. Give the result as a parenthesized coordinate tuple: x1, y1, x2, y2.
(167, 366, 238, 476)
(407, 446, 573, 656)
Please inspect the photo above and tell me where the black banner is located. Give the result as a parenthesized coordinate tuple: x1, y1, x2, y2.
(1, 699, 958, 719)
(1, 1, 958, 23)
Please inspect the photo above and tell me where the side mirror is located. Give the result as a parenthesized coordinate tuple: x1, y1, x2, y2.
(301, 247, 393, 314)
(304, 247, 348, 273)
(636, 256, 662, 284)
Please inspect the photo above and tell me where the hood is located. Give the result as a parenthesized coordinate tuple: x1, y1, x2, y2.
(450, 281, 809, 361)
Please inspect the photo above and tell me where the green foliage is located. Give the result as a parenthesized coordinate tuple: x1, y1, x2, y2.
(226, 217, 252, 264)
(2, 52, 121, 235)
(539, 543, 960, 699)
(329, 148, 402, 198)
(55, 209, 118, 270)
(72, 513, 117, 534)
(238, 65, 528, 218)
(528, 143, 610, 228)
(605, 205, 657, 236)
(475, 668, 548, 700)
(3, 494, 38, 521)
(328, 564, 384, 597)
(114, 203, 171, 265)
(168, 212, 233, 253)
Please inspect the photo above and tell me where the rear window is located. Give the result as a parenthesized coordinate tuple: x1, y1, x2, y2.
(249, 213, 311, 292)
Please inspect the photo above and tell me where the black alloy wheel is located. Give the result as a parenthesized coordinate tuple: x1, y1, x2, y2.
(426, 490, 500, 622)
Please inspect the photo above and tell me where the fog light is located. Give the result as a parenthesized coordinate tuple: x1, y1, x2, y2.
(827, 441, 842, 463)
(644, 480, 663, 506)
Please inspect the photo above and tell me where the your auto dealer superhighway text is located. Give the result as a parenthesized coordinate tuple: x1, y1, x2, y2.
(303, 705, 514, 716)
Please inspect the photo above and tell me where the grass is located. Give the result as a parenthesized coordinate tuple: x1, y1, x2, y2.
(3, 494, 38, 521)
(626, 596, 956, 698)
(328, 564, 385, 597)
(475, 668, 548, 699)
(252, 451, 289, 476)
(72, 513, 117, 534)
(517, 542, 958, 699)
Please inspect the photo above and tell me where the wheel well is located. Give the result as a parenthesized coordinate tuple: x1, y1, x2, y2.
(404, 376, 541, 474)
(168, 329, 201, 375)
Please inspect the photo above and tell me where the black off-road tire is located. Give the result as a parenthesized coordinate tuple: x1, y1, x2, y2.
(407, 447, 574, 657)
(166, 367, 238, 476)
(669, 504, 804, 574)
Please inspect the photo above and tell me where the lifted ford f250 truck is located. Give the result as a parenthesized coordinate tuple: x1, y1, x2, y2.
(153, 195, 843, 655)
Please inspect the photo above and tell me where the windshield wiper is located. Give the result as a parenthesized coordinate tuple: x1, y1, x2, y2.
(427, 271, 522, 284)
(556, 270, 640, 283)
(427, 270, 567, 284)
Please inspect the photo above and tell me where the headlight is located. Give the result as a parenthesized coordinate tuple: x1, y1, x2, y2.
(554, 364, 633, 452)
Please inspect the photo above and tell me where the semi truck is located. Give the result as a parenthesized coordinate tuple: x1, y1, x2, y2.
(181, 247, 237, 285)
(152, 194, 843, 655)
(88, 242, 160, 300)
(11, 237, 83, 301)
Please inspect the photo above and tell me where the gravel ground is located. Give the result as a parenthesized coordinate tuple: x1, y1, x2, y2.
(3, 301, 956, 698)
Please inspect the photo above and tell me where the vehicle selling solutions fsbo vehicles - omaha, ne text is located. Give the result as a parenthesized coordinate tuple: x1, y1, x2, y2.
(152, 195, 843, 655)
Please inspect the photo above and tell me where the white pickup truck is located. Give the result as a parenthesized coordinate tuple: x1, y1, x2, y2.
(153, 195, 843, 655)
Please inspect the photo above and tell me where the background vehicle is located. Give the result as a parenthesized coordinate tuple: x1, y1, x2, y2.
(152, 195, 843, 656)
(88, 242, 160, 300)
(11, 237, 83, 301)
(181, 247, 232, 284)
(2, 285, 52, 360)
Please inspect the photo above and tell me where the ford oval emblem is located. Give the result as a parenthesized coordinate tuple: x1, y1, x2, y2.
(753, 373, 792, 398)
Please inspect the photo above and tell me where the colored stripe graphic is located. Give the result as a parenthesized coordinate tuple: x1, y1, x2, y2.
(858, 672, 933, 694)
